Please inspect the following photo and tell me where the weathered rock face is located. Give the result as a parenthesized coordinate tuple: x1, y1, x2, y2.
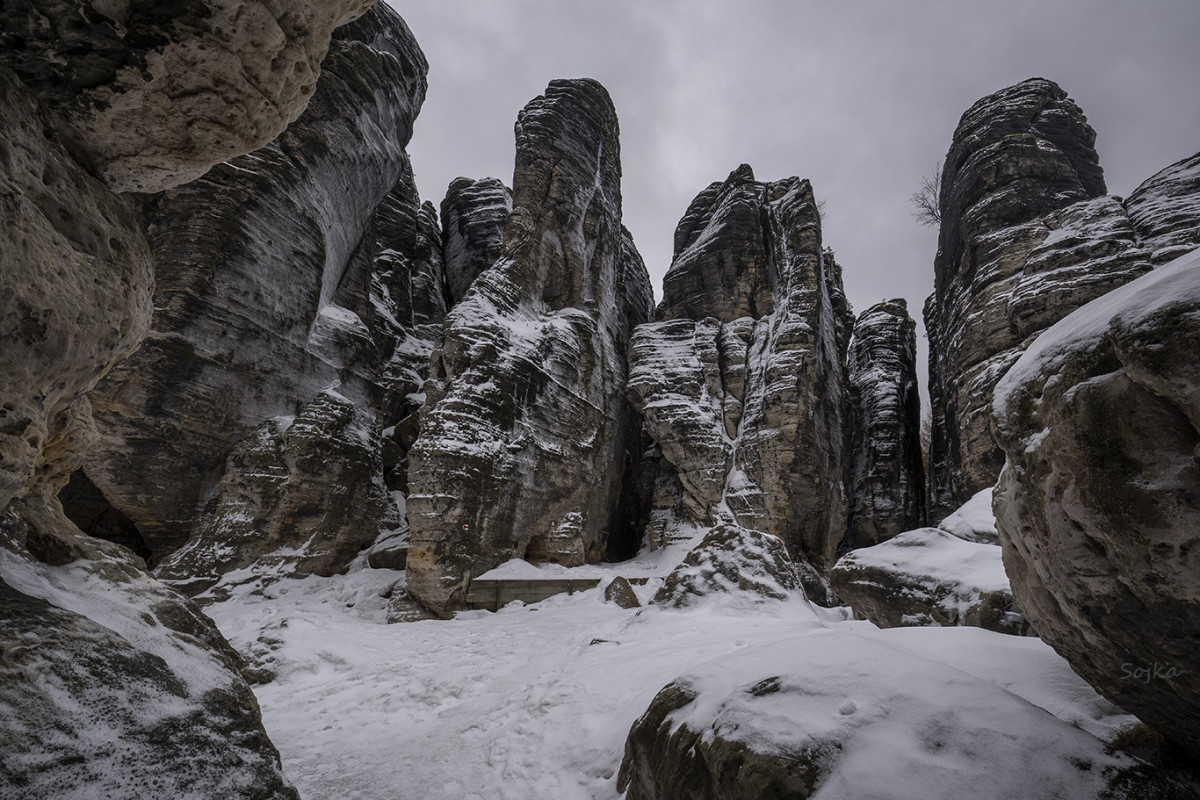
(830, 528, 1032, 636)
(993, 247, 1200, 755)
(1, 1, 391, 794)
(925, 78, 1154, 520)
(155, 390, 387, 596)
(1124, 150, 1200, 265)
(441, 176, 512, 304)
(628, 166, 855, 580)
(845, 300, 925, 548)
(0, 0, 375, 192)
(405, 79, 655, 616)
(0, 67, 153, 515)
(80, 5, 439, 564)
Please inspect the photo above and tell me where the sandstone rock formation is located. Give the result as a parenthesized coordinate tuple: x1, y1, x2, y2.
(155, 390, 387, 597)
(405, 79, 655, 615)
(830, 528, 1032, 636)
(0, 0, 375, 192)
(0, 0, 370, 792)
(993, 247, 1200, 755)
(441, 177, 513, 304)
(845, 300, 925, 548)
(0, 66, 153, 516)
(77, 5, 440, 571)
(628, 166, 856, 586)
(925, 78, 1153, 519)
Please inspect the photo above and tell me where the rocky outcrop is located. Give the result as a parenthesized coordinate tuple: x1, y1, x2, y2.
(992, 247, 1200, 755)
(441, 177, 512, 304)
(0, 66, 154, 516)
(0, 0, 375, 192)
(830, 528, 1032, 636)
(845, 300, 925, 548)
(628, 166, 855, 584)
(79, 5, 440, 567)
(405, 79, 655, 615)
(925, 78, 1153, 519)
(1124, 151, 1200, 264)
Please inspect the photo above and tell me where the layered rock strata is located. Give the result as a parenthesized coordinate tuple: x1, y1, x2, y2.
(1124, 150, 1200, 264)
(845, 300, 925, 548)
(993, 247, 1200, 755)
(925, 78, 1153, 519)
(441, 177, 513, 304)
(628, 166, 855, 583)
(0, 0, 375, 192)
(405, 79, 655, 615)
(80, 5, 440, 570)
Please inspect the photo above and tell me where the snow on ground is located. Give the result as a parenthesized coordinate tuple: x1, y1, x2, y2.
(203, 536, 1137, 800)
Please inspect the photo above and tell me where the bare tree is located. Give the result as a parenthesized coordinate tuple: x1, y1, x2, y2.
(911, 164, 943, 227)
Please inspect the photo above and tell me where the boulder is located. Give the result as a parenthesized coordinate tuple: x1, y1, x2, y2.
(830, 527, 1032, 636)
(925, 78, 1152, 519)
(628, 166, 855, 579)
(845, 299, 925, 548)
(993, 247, 1200, 755)
(652, 525, 807, 610)
(618, 630, 1139, 800)
(936, 487, 998, 544)
(0, 0, 376, 192)
(405, 79, 655, 615)
(80, 5, 440, 560)
(604, 576, 641, 609)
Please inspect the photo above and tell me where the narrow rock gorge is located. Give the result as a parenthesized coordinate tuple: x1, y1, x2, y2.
(2, 0, 1200, 791)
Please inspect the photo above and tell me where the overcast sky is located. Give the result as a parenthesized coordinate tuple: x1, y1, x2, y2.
(392, 0, 1199, 374)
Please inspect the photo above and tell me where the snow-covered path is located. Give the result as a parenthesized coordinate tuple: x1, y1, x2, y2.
(205, 562, 1136, 800)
